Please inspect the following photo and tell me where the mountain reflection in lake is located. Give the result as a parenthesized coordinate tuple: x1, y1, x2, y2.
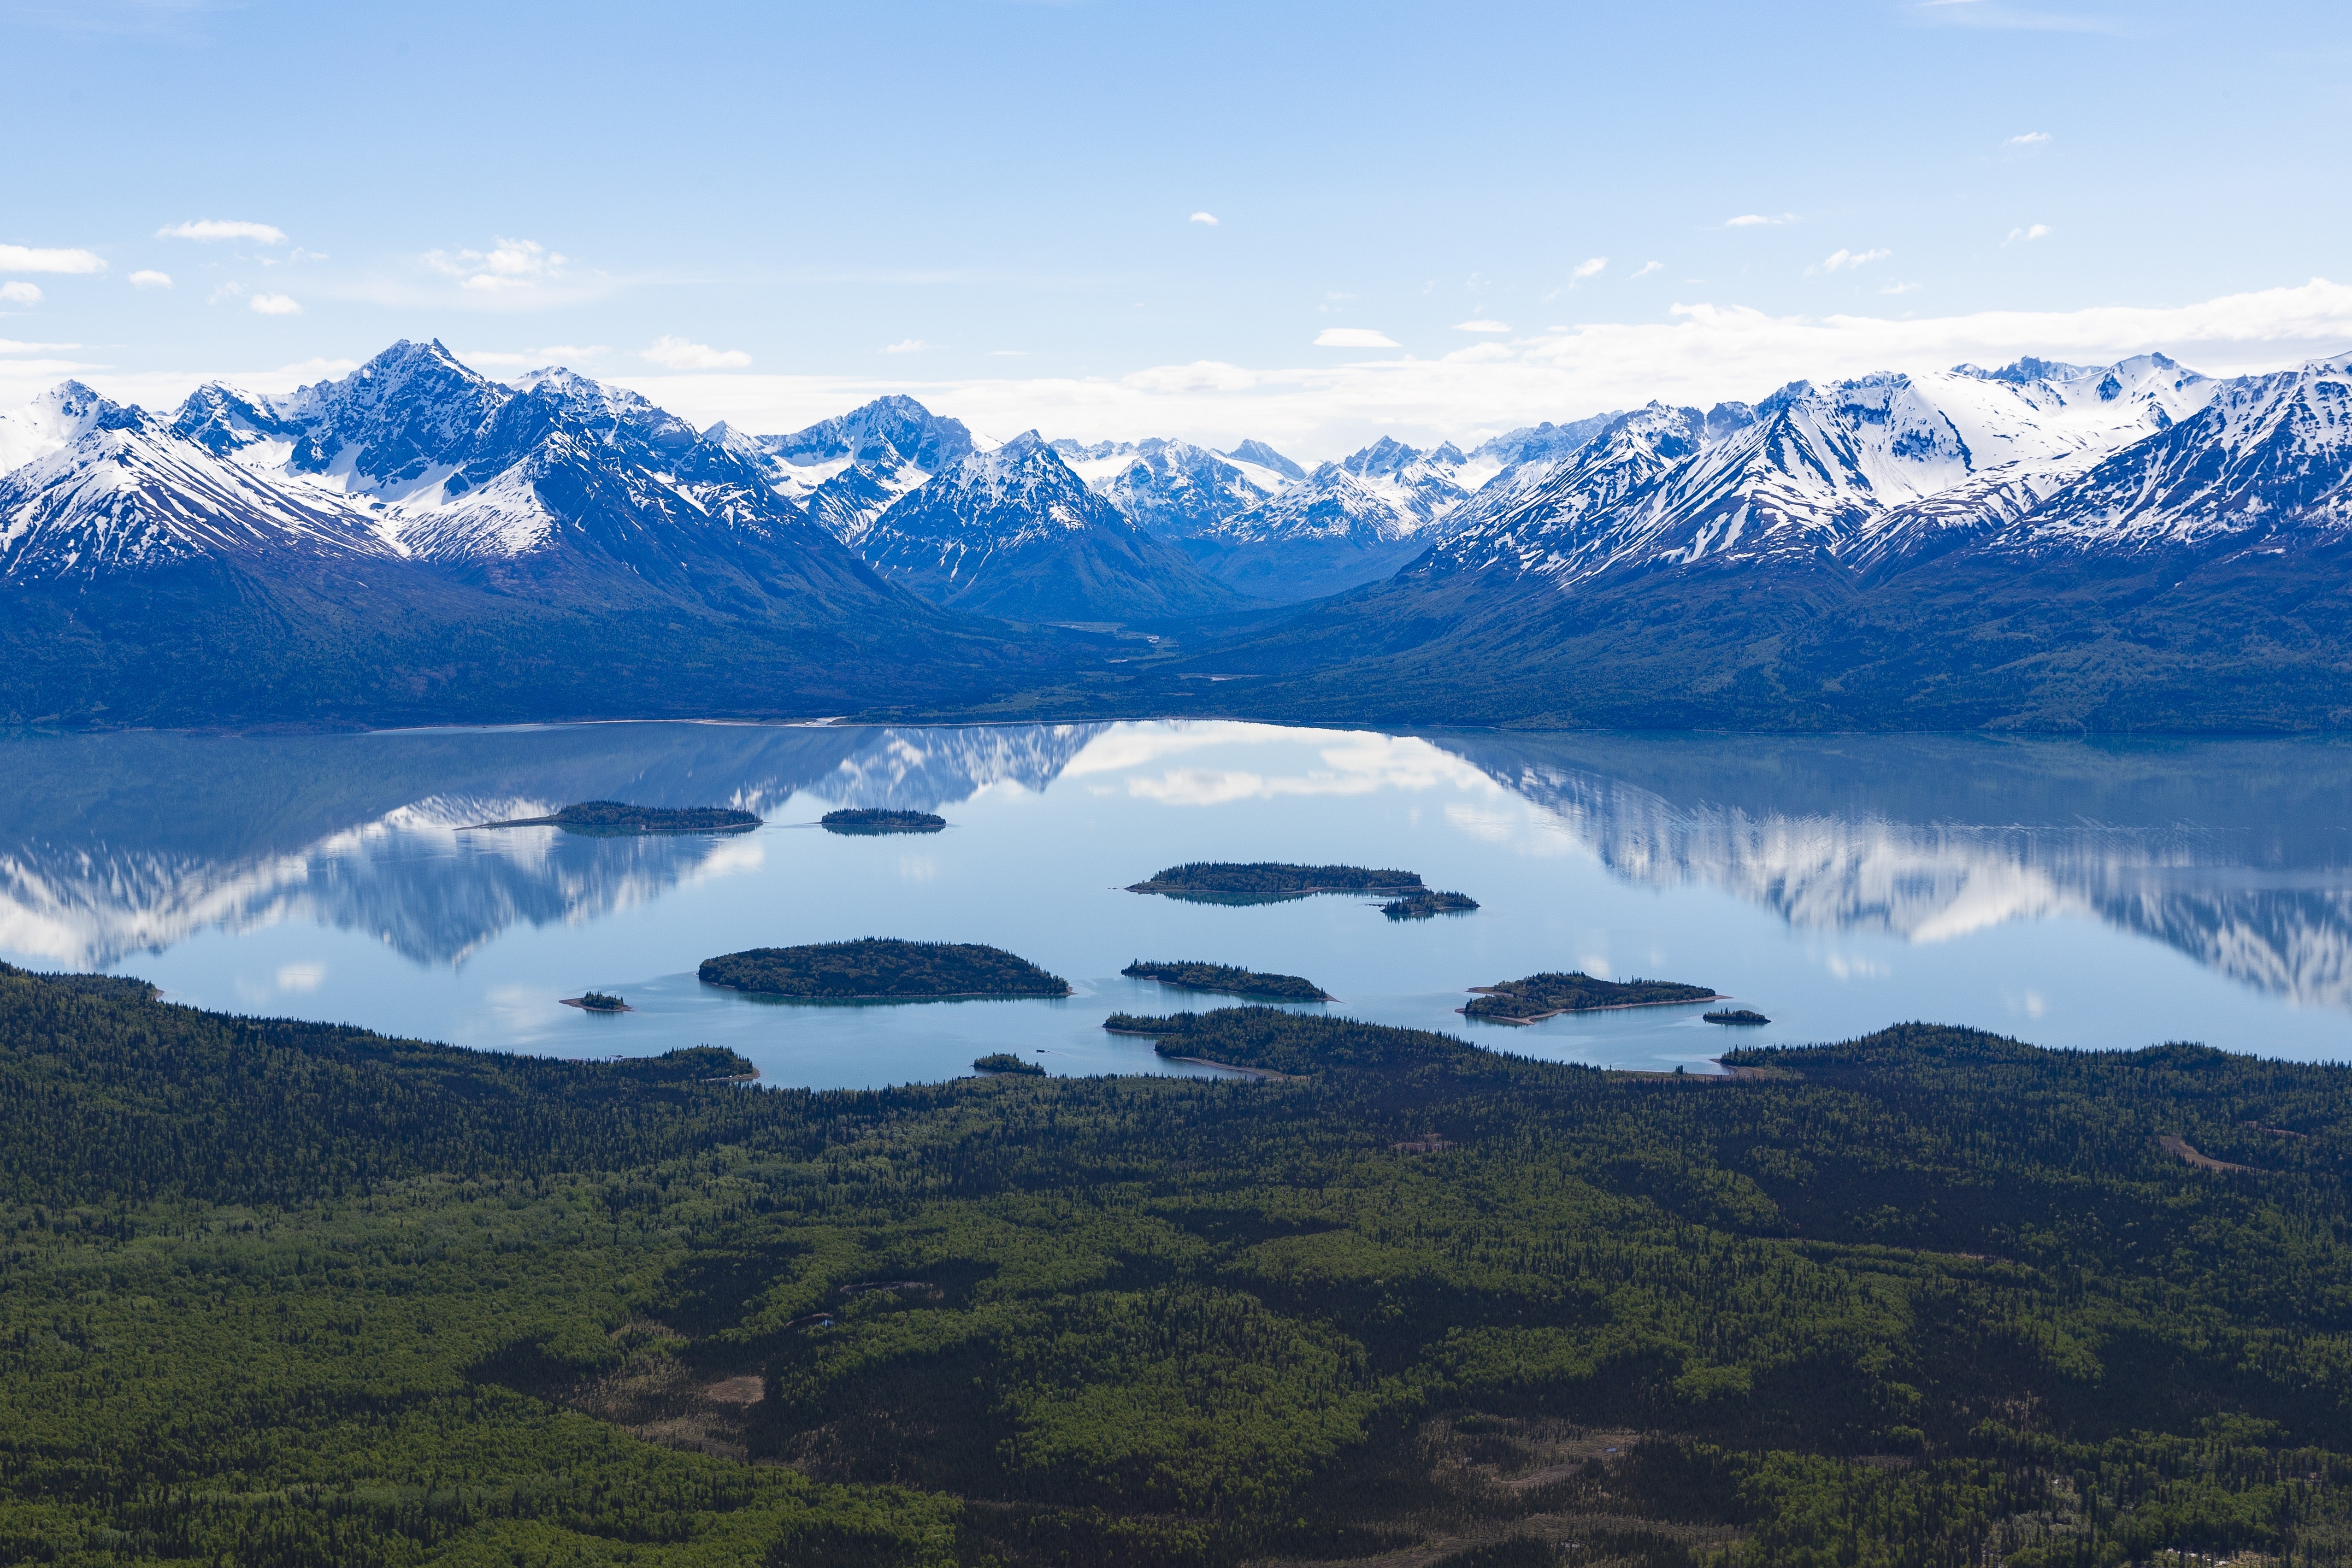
(0, 721, 2344, 1085)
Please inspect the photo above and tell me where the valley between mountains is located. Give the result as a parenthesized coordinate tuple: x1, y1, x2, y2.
(3, 339, 2348, 730)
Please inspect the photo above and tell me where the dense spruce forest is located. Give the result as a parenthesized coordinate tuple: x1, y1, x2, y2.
(1120, 961, 1332, 1002)
(12, 963, 2352, 1566)
(697, 939, 1072, 1000)
(1464, 974, 1726, 1023)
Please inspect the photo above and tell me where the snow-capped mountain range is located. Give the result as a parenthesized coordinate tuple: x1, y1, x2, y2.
(5, 336, 2351, 729)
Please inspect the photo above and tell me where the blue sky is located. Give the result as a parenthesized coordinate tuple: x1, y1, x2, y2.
(3, 0, 2347, 456)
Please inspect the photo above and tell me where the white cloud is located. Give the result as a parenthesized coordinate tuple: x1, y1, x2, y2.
(640, 335, 752, 370)
(1812, 247, 1893, 274)
(157, 219, 287, 245)
(461, 344, 611, 369)
(128, 270, 173, 289)
(424, 236, 567, 293)
(1572, 256, 1608, 279)
(1725, 213, 1795, 228)
(1631, 261, 1663, 279)
(0, 283, 41, 306)
(2006, 223, 2054, 244)
(248, 293, 301, 315)
(0, 244, 106, 274)
(1881, 282, 1923, 295)
(881, 338, 934, 354)
(276, 962, 324, 993)
(0, 339, 78, 352)
(1453, 319, 1512, 333)
(1314, 327, 1402, 348)
(1188, 212, 1219, 226)
(2004, 130, 2052, 148)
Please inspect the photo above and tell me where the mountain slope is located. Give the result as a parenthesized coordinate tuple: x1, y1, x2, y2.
(861, 432, 1253, 620)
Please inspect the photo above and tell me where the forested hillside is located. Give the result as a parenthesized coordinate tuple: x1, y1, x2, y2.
(8, 963, 2352, 1565)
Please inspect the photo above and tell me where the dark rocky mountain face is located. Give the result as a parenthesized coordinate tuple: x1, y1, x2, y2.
(859, 433, 1254, 621)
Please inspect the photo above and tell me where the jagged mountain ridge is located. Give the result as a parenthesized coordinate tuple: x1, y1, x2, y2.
(860, 432, 1250, 620)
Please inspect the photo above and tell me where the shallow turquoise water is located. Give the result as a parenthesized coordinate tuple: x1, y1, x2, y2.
(1, 720, 2346, 1085)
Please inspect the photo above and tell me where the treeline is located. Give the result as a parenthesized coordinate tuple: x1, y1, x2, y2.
(11, 967, 2352, 1565)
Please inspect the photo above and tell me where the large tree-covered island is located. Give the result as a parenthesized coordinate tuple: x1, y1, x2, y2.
(1463, 970, 1727, 1023)
(465, 800, 762, 835)
(1126, 861, 1431, 903)
(819, 808, 948, 835)
(697, 937, 1071, 1000)
(1120, 959, 1332, 1002)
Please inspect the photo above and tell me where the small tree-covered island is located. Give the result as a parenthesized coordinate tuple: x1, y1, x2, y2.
(972, 1051, 1046, 1075)
(697, 937, 1072, 1000)
(1706, 1008, 1772, 1025)
(1381, 889, 1481, 920)
(466, 800, 762, 835)
(1121, 959, 1332, 1002)
(1127, 861, 1435, 904)
(1464, 971, 1727, 1023)
(819, 808, 948, 835)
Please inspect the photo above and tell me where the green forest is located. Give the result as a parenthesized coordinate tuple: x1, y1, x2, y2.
(1464, 973, 1724, 1023)
(1120, 961, 1332, 1002)
(696, 939, 1072, 1000)
(10, 962, 2352, 1566)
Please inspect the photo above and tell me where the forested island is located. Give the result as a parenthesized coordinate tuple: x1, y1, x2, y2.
(1121, 959, 1332, 1002)
(696, 937, 1071, 1000)
(466, 800, 761, 835)
(819, 808, 947, 835)
(561, 990, 630, 1013)
(1706, 1008, 1771, 1025)
(1126, 861, 1426, 903)
(972, 1051, 1046, 1075)
(1464, 971, 1726, 1023)
(16, 960, 2352, 1566)
(1381, 889, 1480, 920)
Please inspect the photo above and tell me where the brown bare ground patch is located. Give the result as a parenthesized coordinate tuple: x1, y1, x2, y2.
(2158, 1134, 2255, 1173)
(559, 1320, 765, 1461)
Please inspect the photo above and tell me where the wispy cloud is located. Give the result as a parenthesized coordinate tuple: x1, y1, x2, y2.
(248, 293, 301, 316)
(641, 336, 751, 370)
(0, 339, 80, 353)
(1811, 247, 1892, 274)
(1313, 327, 1401, 348)
(1914, 0, 2124, 33)
(0, 282, 42, 306)
(2004, 130, 2052, 148)
(424, 237, 567, 294)
(1630, 261, 1663, 279)
(0, 244, 106, 274)
(2005, 223, 2054, 245)
(128, 269, 173, 289)
(882, 338, 935, 355)
(1571, 256, 1608, 280)
(1453, 319, 1511, 333)
(1725, 213, 1796, 228)
(1188, 212, 1219, 227)
(1881, 282, 1923, 295)
(462, 344, 610, 369)
(157, 218, 287, 245)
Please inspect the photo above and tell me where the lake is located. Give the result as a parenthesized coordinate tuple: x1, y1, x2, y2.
(1, 720, 2346, 1085)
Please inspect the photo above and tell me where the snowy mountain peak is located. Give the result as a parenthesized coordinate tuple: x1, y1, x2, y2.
(1224, 438, 1306, 482)
(0, 380, 133, 474)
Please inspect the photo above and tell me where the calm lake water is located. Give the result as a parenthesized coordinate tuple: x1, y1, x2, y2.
(2, 720, 2347, 1085)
